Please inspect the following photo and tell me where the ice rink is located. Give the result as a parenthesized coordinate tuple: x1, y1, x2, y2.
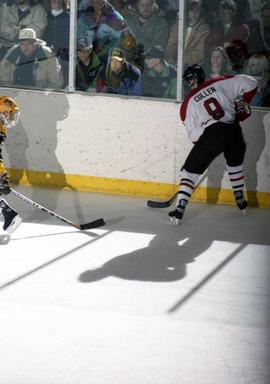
(0, 186, 269, 384)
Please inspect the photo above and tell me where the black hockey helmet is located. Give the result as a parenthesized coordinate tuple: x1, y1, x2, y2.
(183, 64, 206, 89)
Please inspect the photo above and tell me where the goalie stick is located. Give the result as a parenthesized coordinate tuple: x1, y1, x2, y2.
(10, 188, 105, 230)
(147, 172, 207, 208)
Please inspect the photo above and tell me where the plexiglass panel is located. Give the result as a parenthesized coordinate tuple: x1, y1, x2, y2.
(0, 0, 70, 90)
(182, 0, 270, 106)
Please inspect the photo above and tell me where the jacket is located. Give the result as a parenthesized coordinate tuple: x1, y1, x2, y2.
(184, 19, 210, 66)
(102, 59, 141, 96)
(0, 43, 63, 89)
(76, 51, 104, 92)
(0, 2, 47, 46)
(142, 62, 177, 99)
(77, 3, 127, 63)
(125, 8, 169, 50)
(43, 10, 70, 58)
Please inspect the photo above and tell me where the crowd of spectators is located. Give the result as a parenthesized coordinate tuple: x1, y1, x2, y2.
(0, 0, 270, 105)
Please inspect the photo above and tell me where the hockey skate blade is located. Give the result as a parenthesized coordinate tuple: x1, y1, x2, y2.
(169, 216, 181, 226)
(4, 215, 22, 234)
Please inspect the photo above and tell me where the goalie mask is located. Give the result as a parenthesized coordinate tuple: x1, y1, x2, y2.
(183, 64, 206, 89)
(0, 96, 20, 129)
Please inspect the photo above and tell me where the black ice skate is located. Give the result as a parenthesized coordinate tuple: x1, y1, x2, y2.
(168, 199, 187, 226)
(0, 200, 22, 233)
(234, 190, 247, 215)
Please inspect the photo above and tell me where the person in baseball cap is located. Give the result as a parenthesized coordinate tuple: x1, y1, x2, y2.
(77, 37, 93, 51)
(110, 47, 125, 61)
(146, 45, 166, 61)
(0, 27, 63, 89)
(101, 46, 141, 95)
(142, 44, 177, 98)
(18, 27, 38, 41)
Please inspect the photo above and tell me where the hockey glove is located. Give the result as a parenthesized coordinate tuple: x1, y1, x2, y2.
(235, 96, 251, 121)
(0, 171, 11, 195)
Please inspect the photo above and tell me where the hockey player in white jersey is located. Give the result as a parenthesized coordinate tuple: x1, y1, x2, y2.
(0, 96, 22, 233)
(169, 64, 258, 225)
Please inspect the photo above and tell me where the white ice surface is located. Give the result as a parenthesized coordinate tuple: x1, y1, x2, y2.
(0, 186, 269, 384)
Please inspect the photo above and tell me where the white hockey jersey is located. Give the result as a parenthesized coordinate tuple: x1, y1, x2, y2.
(180, 74, 258, 143)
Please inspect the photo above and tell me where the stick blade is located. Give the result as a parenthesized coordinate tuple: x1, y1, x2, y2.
(80, 218, 106, 230)
(147, 192, 178, 209)
(147, 200, 170, 208)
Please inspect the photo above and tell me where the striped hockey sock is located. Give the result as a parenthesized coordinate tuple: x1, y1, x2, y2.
(176, 169, 200, 207)
(226, 164, 245, 193)
(226, 164, 247, 210)
(169, 170, 200, 224)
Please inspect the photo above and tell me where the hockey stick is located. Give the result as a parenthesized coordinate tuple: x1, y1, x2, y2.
(147, 191, 178, 208)
(10, 188, 105, 230)
(147, 172, 207, 208)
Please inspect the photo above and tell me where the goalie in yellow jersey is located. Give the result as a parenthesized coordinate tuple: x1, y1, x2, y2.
(0, 96, 22, 233)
